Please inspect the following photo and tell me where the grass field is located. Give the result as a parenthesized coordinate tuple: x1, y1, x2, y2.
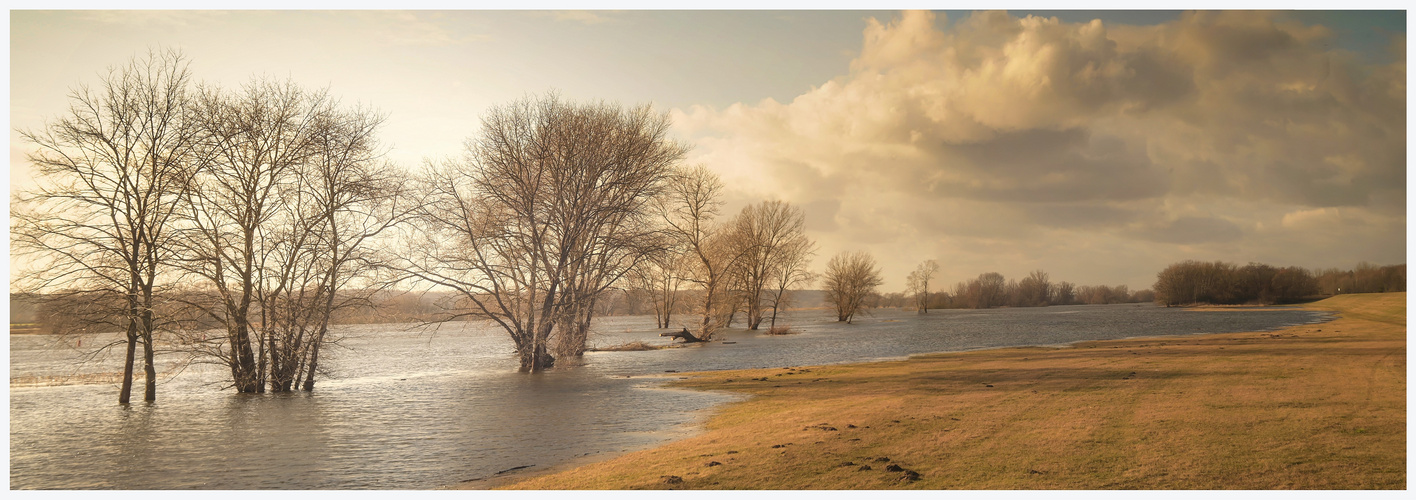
(498, 293, 1406, 489)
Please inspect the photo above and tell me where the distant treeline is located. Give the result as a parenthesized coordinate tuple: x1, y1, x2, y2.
(12, 288, 826, 335)
(14, 289, 455, 335)
(1153, 261, 1405, 306)
(875, 269, 1152, 310)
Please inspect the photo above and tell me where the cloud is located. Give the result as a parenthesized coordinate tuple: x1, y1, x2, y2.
(522, 11, 619, 25)
(82, 11, 228, 27)
(551, 11, 614, 25)
(672, 10, 1405, 289)
(352, 12, 486, 47)
(1130, 216, 1244, 244)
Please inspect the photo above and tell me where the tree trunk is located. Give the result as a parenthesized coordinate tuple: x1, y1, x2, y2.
(228, 320, 262, 393)
(141, 309, 156, 402)
(661, 328, 706, 343)
(652, 296, 667, 329)
(302, 328, 324, 391)
(119, 320, 137, 405)
(747, 297, 762, 330)
(519, 342, 555, 372)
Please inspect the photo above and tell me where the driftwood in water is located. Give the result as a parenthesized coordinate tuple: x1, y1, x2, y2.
(660, 328, 707, 343)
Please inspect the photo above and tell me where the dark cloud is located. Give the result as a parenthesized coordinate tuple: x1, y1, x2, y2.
(1131, 216, 1244, 244)
(928, 128, 1169, 203)
(1024, 203, 1138, 229)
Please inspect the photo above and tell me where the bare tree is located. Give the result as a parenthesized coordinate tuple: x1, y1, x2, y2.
(763, 232, 816, 329)
(905, 259, 940, 313)
(12, 49, 200, 404)
(727, 201, 811, 330)
(657, 165, 745, 341)
(177, 79, 334, 392)
(404, 94, 685, 371)
(975, 272, 1007, 309)
(627, 239, 686, 329)
(258, 106, 407, 392)
(822, 251, 884, 323)
(1053, 281, 1076, 305)
(1017, 269, 1051, 307)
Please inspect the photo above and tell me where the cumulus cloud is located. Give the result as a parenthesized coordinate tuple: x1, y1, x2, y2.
(673, 10, 1405, 288)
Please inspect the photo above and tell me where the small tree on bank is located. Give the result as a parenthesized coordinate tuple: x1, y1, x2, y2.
(823, 251, 884, 323)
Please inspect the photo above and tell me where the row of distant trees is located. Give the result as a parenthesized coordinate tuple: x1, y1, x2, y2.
(1153, 261, 1405, 306)
(888, 266, 1152, 311)
(1313, 262, 1407, 296)
(11, 50, 825, 403)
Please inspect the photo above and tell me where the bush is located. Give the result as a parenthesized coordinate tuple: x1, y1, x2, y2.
(765, 325, 798, 335)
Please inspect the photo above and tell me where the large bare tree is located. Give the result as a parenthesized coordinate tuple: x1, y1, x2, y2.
(12, 49, 200, 404)
(405, 94, 685, 371)
(822, 251, 884, 324)
(176, 79, 404, 393)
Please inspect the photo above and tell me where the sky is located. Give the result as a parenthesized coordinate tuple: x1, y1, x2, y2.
(8, 9, 1408, 292)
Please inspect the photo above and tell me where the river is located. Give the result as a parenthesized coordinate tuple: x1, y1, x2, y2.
(9, 303, 1330, 489)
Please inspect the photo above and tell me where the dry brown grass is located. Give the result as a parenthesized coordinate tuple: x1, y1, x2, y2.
(497, 293, 1405, 490)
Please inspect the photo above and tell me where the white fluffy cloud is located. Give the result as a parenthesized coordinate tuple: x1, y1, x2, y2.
(672, 11, 1406, 289)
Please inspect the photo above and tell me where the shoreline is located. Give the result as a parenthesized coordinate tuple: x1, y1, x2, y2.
(448, 386, 742, 490)
(491, 293, 1406, 490)
(449, 301, 1334, 489)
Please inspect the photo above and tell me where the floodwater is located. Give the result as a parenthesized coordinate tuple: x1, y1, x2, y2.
(9, 303, 1330, 489)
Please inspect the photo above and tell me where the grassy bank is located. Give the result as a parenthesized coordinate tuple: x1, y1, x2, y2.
(500, 293, 1405, 489)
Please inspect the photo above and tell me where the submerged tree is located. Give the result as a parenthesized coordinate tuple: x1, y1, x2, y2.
(763, 229, 816, 329)
(177, 79, 332, 393)
(627, 237, 687, 329)
(175, 78, 402, 392)
(405, 94, 686, 371)
(905, 260, 940, 313)
(657, 165, 746, 341)
(728, 201, 811, 330)
(12, 49, 201, 404)
(823, 251, 884, 323)
(257, 106, 407, 392)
